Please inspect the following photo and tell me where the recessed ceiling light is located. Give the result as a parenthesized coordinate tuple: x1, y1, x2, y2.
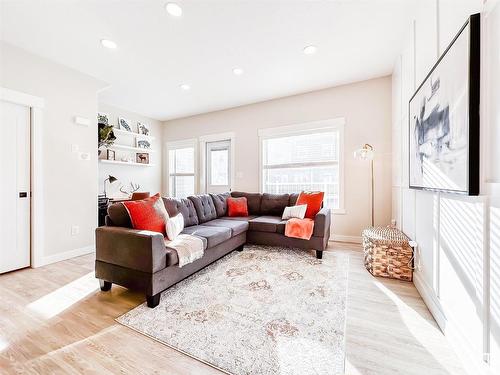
(165, 2, 183, 17)
(303, 45, 317, 55)
(233, 67, 244, 76)
(180, 84, 190, 91)
(100, 39, 117, 49)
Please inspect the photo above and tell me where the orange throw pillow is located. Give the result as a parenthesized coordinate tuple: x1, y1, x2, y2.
(296, 191, 324, 219)
(227, 197, 248, 217)
(122, 193, 169, 234)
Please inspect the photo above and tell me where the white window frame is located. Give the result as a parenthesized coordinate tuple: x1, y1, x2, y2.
(258, 118, 345, 215)
(165, 138, 198, 197)
(199, 132, 235, 193)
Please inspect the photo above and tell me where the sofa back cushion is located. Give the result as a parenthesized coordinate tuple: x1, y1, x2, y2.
(162, 197, 199, 227)
(210, 192, 230, 217)
(289, 193, 300, 206)
(107, 202, 132, 228)
(260, 193, 289, 216)
(189, 194, 217, 223)
(231, 191, 262, 215)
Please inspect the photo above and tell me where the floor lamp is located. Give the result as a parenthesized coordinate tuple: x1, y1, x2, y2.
(354, 144, 375, 227)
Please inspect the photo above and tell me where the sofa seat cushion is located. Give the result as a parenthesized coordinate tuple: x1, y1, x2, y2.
(163, 245, 180, 266)
(219, 215, 257, 222)
(181, 225, 231, 248)
(248, 216, 287, 233)
(202, 219, 249, 236)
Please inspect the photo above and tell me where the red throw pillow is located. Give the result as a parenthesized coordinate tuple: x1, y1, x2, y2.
(227, 197, 248, 217)
(122, 193, 169, 234)
(296, 191, 324, 219)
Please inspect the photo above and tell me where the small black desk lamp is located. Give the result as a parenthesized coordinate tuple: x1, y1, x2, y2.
(103, 175, 117, 197)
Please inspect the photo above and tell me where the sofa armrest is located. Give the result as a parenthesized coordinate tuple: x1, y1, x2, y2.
(95, 226, 168, 273)
(313, 207, 331, 238)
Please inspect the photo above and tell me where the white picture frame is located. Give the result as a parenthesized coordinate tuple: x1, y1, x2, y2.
(118, 117, 133, 132)
(137, 122, 150, 136)
(136, 138, 151, 149)
(97, 112, 109, 125)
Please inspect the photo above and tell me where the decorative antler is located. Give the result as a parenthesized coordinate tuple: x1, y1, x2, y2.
(130, 182, 140, 193)
(119, 182, 141, 195)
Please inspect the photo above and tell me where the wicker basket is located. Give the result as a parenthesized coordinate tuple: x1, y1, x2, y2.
(362, 226, 414, 281)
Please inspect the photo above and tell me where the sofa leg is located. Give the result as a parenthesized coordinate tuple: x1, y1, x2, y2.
(236, 244, 244, 252)
(316, 250, 323, 259)
(99, 279, 112, 291)
(146, 293, 161, 308)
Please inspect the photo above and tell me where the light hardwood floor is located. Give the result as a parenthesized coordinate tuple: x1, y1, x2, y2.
(0, 243, 466, 375)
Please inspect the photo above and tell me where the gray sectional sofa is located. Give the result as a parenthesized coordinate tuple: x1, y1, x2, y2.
(95, 191, 331, 307)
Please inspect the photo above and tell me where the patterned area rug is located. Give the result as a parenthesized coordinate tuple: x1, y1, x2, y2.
(117, 245, 349, 375)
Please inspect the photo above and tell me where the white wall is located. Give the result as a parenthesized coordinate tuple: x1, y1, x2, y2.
(97, 102, 162, 197)
(0, 42, 106, 264)
(163, 76, 393, 239)
(391, 1, 500, 374)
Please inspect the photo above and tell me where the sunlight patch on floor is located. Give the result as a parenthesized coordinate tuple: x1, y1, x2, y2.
(344, 359, 363, 375)
(374, 281, 457, 371)
(27, 272, 97, 319)
(276, 337, 343, 374)
(0, 337, 9, 352)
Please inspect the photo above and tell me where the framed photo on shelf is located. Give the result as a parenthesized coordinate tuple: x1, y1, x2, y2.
(97, 113, 109, 126)
(106, 149, 116, 161)
(136, 152, 149, 164)
(118, 117, 133, 132)
(136, 138, 151, 149)
(137, 122, 150, 136)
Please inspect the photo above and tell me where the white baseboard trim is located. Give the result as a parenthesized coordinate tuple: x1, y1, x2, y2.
(413, 272, 447, 330)
(413, 272, 492, 375)
(331, 235, 362, 244)
(38, 245, 95, 267)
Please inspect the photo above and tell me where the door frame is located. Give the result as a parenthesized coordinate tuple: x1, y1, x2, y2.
(1, 87, 45, 268)
(198, 132, 235, 193)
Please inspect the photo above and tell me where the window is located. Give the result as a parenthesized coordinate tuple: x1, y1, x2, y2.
(167, 140, 196, 198)
(260, 119, 344, 211)
(199, 132, 234, 194)
(206, 139, 231, 192)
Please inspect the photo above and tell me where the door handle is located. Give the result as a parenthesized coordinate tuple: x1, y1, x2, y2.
(19, 192, 28, 198)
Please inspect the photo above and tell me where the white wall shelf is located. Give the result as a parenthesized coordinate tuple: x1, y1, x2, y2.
(100, 159, 155, 167)
(112, 127, 155, 141)
(109, 144, 156, 153)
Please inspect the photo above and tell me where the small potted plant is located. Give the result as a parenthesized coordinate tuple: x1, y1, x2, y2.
(98, 123, 116, 156)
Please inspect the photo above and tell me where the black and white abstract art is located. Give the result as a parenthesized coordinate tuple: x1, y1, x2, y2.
(409, 14, 480, 195)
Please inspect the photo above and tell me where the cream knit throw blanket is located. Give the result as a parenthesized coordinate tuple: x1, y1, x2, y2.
(165, 234, 204, 267)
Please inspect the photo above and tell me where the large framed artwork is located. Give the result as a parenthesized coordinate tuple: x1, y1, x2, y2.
(409, 13, 480, 195)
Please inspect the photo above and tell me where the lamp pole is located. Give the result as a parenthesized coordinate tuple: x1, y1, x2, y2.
(354, 143, 375, 227)
(370, 158, 374, 227)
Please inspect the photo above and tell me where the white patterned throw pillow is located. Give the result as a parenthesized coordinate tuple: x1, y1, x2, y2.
(282, 204, 307, 220)
(166, 213, 184, 240)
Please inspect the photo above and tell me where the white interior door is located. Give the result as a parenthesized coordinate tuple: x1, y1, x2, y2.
(206, 140, 231, 193)
(0, 100, 31, 273)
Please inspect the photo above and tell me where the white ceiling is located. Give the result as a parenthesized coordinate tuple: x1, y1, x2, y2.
(0, 0, 416, 121)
